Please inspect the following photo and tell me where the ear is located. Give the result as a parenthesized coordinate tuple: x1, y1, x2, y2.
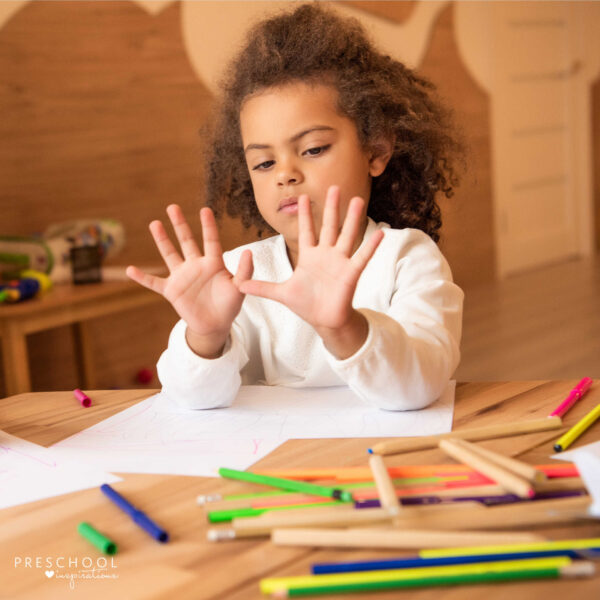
(368, 136, 395, 177)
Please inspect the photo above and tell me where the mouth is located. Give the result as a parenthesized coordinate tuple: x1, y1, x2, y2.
(278, 197, 299, 213)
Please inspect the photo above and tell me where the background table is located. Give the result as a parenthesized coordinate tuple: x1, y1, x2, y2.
(1, 381, 599, 599)
(0, 281, 163, 396)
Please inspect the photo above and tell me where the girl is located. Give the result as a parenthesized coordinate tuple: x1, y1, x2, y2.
(126, 4, 464, 411)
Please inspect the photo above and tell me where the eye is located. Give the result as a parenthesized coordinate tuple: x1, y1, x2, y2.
(303, 144, 330, 157)
(252, 160, 275, 171)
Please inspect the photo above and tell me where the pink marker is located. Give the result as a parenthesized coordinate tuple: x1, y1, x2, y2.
(73, 388, 92, 408)
(549, 377, 593, 418)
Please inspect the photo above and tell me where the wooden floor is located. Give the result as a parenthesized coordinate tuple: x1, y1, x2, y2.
(456, 253, 600, 381)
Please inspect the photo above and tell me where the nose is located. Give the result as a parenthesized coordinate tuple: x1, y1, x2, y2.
(276, 158, 303, 187)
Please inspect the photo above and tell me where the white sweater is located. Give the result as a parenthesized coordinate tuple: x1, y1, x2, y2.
(157, 218, 464, 411)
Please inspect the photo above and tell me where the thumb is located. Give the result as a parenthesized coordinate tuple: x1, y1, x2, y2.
(233, 249, 254, 287)
(238, 279, 285, 303)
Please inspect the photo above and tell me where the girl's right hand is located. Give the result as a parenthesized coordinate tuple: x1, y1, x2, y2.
(126, 204, 253, 358)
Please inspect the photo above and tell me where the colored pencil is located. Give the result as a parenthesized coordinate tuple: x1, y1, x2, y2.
(355, 489, 585, 509)
(268, 563, 594, 597)
(311, 537, 600, 573)
(260, 557, 592, 596)
(439, 439, 535, 498)
(253, 463, 577, 481)
(422, 537, 600, 558)
(554, 403, 600, 452)
(368, 416, 562, 455)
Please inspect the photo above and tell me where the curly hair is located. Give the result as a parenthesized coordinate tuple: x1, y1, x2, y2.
(203, 3, 462, 242)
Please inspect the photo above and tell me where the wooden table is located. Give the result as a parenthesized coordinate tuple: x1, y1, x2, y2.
(1, 381, 599, 599)
(0, 281, 163, 396)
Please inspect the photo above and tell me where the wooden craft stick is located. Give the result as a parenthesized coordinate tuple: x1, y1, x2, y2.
(450, 438, 547, 484)
(369, 416, 562, 455)
(271, 527, 545, 549)
(368, 454, 401, 514)
(439, 439, 535, 498)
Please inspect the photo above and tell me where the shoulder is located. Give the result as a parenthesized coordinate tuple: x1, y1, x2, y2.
(372, 221, 454, 282)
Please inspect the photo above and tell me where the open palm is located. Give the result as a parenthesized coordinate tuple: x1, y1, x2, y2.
(239, 188, 383, 332)
(126, 205, 252, 339)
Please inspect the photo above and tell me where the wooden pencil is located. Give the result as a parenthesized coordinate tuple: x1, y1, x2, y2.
(368, 454, 401, 514)
(439, 439, 535, 498)
(451, 438, 546, 484)
(207, 496, 590, 541)
(271, 527, 545, 549)
(369, 416, 562, 455)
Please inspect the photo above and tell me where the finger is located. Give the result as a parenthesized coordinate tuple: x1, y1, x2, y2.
(318, 185, 340, 247)
(166, 204, 202, 260)
(351, 228, 384, 272)
(126, 265, 166, 295)
(297, 194, 316, 248)
(199, 207, 224, 258)
(238, 279, 285, 303)
(336, 196, 366, 255)
(149, 219, 183, 272)
(232, 249, 254, 287)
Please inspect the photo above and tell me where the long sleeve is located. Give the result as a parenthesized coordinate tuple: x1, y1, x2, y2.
(156, 222, 463, 411)
(324, 226, 463, 410)
(156, 318, 249, 409)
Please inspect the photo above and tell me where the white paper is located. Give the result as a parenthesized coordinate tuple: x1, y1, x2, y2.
(0, 430, 120, 510)
(553, 440, 600, 518)
(51, 382, 455, 477)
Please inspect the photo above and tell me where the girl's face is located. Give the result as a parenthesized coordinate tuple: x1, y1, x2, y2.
(240, 81, 386, 255)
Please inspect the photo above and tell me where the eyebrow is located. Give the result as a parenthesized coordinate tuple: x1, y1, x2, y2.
(243, 126, 334, 154)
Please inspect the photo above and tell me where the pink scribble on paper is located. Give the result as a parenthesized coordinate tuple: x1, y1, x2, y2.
(0, 445, 57, 468)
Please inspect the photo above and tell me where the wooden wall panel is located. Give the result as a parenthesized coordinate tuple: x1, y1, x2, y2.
(593, 75, 600, 252)
(419, 5, 495, 286)
(0, 0, 225, 394)
(347, 2, 496, 286)
(344, 1, 416, 23)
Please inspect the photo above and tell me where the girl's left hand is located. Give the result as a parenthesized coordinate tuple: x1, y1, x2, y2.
(238, 186, 384, 358)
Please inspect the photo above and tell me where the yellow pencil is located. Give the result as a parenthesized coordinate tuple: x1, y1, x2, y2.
(260, 557, 575, 594)
(554, 403, 600, 452)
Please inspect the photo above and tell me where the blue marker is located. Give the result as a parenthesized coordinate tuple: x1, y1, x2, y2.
(100, 484, 169, 543)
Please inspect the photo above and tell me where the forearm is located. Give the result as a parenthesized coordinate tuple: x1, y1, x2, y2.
(325, 309, 460, 410)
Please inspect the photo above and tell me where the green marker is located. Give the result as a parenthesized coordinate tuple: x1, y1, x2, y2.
(77, 522, 117, 555)
(218, 467, 354, 502)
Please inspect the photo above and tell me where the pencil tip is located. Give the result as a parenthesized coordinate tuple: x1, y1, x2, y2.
(207, 528, 236, 542)
(554, 444, 562, 452)
(197, 494, 223, 505)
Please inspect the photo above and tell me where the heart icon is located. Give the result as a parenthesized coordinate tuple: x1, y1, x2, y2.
(45, 570, 54, 578)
